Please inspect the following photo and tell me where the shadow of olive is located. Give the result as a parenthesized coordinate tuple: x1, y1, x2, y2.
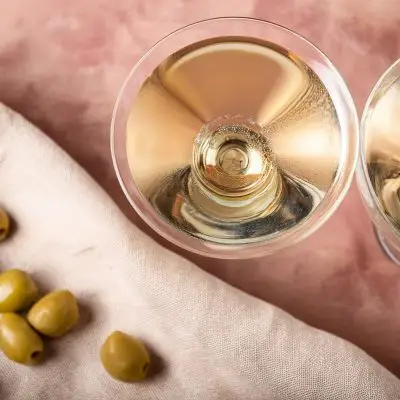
(142, 342, 168, 381)
(40, 338, 59, 364)
(75, 300, 95, 332)
(0, 211, 18, 242)
(28, 271, 54, 295)
(8, 214, 18, 238)
(0, 384, 5, 399)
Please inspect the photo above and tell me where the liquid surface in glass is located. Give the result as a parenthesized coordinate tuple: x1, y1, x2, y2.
(365, 77, 400, 230)
(126, 37, 341, 244)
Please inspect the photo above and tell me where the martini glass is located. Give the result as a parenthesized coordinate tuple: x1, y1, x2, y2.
(111, 17, 358, 259)
(357, 58, 400, 265)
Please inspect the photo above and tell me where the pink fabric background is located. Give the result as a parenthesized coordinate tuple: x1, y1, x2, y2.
(1, 0, 400, 376)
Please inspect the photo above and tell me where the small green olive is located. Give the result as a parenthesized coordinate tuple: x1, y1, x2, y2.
(0, 269, 39, 313)
(27, 290, 79, 338)
(0, 208, 10, 242)
(0, 313, 44, 365)
(100, 331, 151, 382)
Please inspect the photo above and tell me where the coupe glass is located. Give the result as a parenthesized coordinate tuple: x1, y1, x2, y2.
(357, 59, 400, 264)
(111, 17, 358, 259)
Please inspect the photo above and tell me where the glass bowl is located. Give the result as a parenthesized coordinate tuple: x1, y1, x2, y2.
(357, 58, 400, 264)
(111, 17, 358, 259)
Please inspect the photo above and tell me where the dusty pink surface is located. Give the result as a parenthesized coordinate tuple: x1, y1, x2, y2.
(2, 0, 400, 376)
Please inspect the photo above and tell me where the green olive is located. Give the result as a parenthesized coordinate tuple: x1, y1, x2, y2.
(27, 290, 79, 338)
(100, 331, 151, 382)
(0, 269, 39, 313)
(0, 313, 44, 365)
(0, 208, 10, 242)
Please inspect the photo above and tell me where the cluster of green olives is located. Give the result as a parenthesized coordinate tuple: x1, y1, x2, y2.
(0, 269, 151, 381)
(0, 208, 151, 382)
(0, 269, 79, 364)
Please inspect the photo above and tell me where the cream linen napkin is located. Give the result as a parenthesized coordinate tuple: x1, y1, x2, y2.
(0, 103, 399, 400)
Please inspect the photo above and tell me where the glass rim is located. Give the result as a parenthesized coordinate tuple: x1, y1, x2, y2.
(111, 17, 359, 259)
(357, 57, 400, 238)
